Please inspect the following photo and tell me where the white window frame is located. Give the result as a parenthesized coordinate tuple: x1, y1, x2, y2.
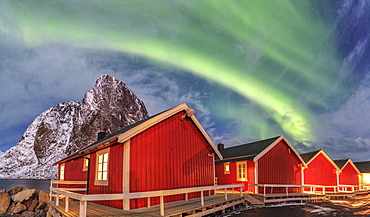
(60, 163, 65, 181)
(224, 162, 230, 174)
(236, 161, 247, 181)
(95, 148, 110, 186)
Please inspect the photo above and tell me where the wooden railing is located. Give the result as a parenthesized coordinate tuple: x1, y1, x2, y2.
(49, 180, 244, 217)
(249, 184, 306, 196)
(359, 185, 370, 190)
(247, 184, 367, 196)
(304, 185, 360, 194)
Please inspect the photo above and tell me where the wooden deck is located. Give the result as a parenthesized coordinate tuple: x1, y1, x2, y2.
(47, 193, 245, 217)
(251, 193, 326, 204)
(243, 194, 264, 207)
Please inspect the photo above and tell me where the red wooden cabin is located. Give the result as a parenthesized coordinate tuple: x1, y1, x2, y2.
(53, 103, 222, 210)
(354, 161, 370, 187)
(300, 150, 341, 193)
(333, 159, 360, 191)
(215, 135, 306, 194)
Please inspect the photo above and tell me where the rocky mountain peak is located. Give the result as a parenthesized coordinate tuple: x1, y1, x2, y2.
(67, 74, 148, 155)
(0, 74, 149, 179)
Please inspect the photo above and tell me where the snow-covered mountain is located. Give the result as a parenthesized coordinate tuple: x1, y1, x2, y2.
(0, 74, 149, 179)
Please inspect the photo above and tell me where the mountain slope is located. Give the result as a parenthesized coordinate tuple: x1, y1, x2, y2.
(0, 74, 149, 179)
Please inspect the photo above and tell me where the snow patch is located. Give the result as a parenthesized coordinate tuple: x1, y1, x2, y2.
(302, 205, 337, 215)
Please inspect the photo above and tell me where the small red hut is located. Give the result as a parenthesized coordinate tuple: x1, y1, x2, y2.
(354, 161, 370, 187)
(333, 159, 360, 191)
(300, 150, 341, 193)
(53, 103, 222, 210)
(215, 135, 306, 194)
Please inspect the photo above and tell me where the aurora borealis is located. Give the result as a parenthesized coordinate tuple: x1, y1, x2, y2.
(1, 1, 370, 160)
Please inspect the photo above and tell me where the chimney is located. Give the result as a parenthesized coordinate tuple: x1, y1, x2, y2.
(97, 131, 107, 141)
(218, 143, 224, 150)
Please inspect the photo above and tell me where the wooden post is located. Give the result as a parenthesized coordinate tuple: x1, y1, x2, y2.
(65, 197, 69, 213)
(147, 197, 151, 208)
(49, 181, 52, 201)
(56, 193, 60, 206)
(286, 187, 288, 196)
(264, 186, 266, 197)
(200, 191, 204, 206)
(79, 200, 87, 217)
(160, 196, 164, 216)
(240, 187, 243, 197)
(224, 188, 227, 200)
(185, 193, 188, 201)
(123, 140, 130, 210)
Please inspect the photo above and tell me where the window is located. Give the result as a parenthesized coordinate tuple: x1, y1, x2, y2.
(224, 162, 230, 174)
(83, 155, 90, 171)
(60, 164, 65, 181)
(236, 161, 247, 181)
(95, 148, 109, 186)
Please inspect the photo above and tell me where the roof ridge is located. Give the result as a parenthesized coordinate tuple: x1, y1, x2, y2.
(354, 160, 370, 163)
(333, 158, 350, 161)
(300, 149, 321, 155)
(222, 135, 280, 150)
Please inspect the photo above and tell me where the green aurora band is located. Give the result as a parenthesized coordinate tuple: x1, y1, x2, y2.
(1, 0, 344, 145)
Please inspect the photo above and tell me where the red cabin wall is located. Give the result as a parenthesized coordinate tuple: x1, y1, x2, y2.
(88, 144, 124, 209)
(215, 161, 255, 192)
(339, 164, 359, 185)
(303, 153, 337, 186)
(129, 112, 215, 209)
(58, 158, 87, 192)
(257, 140, 303, 193)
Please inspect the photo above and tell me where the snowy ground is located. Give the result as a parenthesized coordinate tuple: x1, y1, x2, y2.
(215, 194, 370, 217)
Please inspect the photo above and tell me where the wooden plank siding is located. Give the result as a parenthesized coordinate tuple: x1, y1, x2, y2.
(129, 111, 215, 209)
(338, 163, 360, 186)
(59, 158, 87, 192)
(88, 143, 124, 209)
(304, 152, 337, 187)
(257, 140, 303, 193)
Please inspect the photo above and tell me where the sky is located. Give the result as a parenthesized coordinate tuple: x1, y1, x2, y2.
(0, 0, 370, 161)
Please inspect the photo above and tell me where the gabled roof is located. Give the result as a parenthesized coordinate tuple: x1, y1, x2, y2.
(334, 159, 361, 174)
(215, 135, 306, 166)
(333, 159, 349, 169)
(354, 161, 370, 173)
(300, 149, 341, 172)
(300, 150, 321, 163)
(54, 103, 222, 165)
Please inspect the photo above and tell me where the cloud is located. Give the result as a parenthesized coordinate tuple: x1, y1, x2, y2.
(0, 43, 99, 126)
(315, 137, 370, 162)
(304, 72, 370, 161)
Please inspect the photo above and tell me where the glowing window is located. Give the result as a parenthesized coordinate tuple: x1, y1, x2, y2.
(83, 155, 90, 171)
(95, 148, 109, 186)
(224, 162, 230, 174)
(236, 161, 247, 181)
(60, 164, 65, 181)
